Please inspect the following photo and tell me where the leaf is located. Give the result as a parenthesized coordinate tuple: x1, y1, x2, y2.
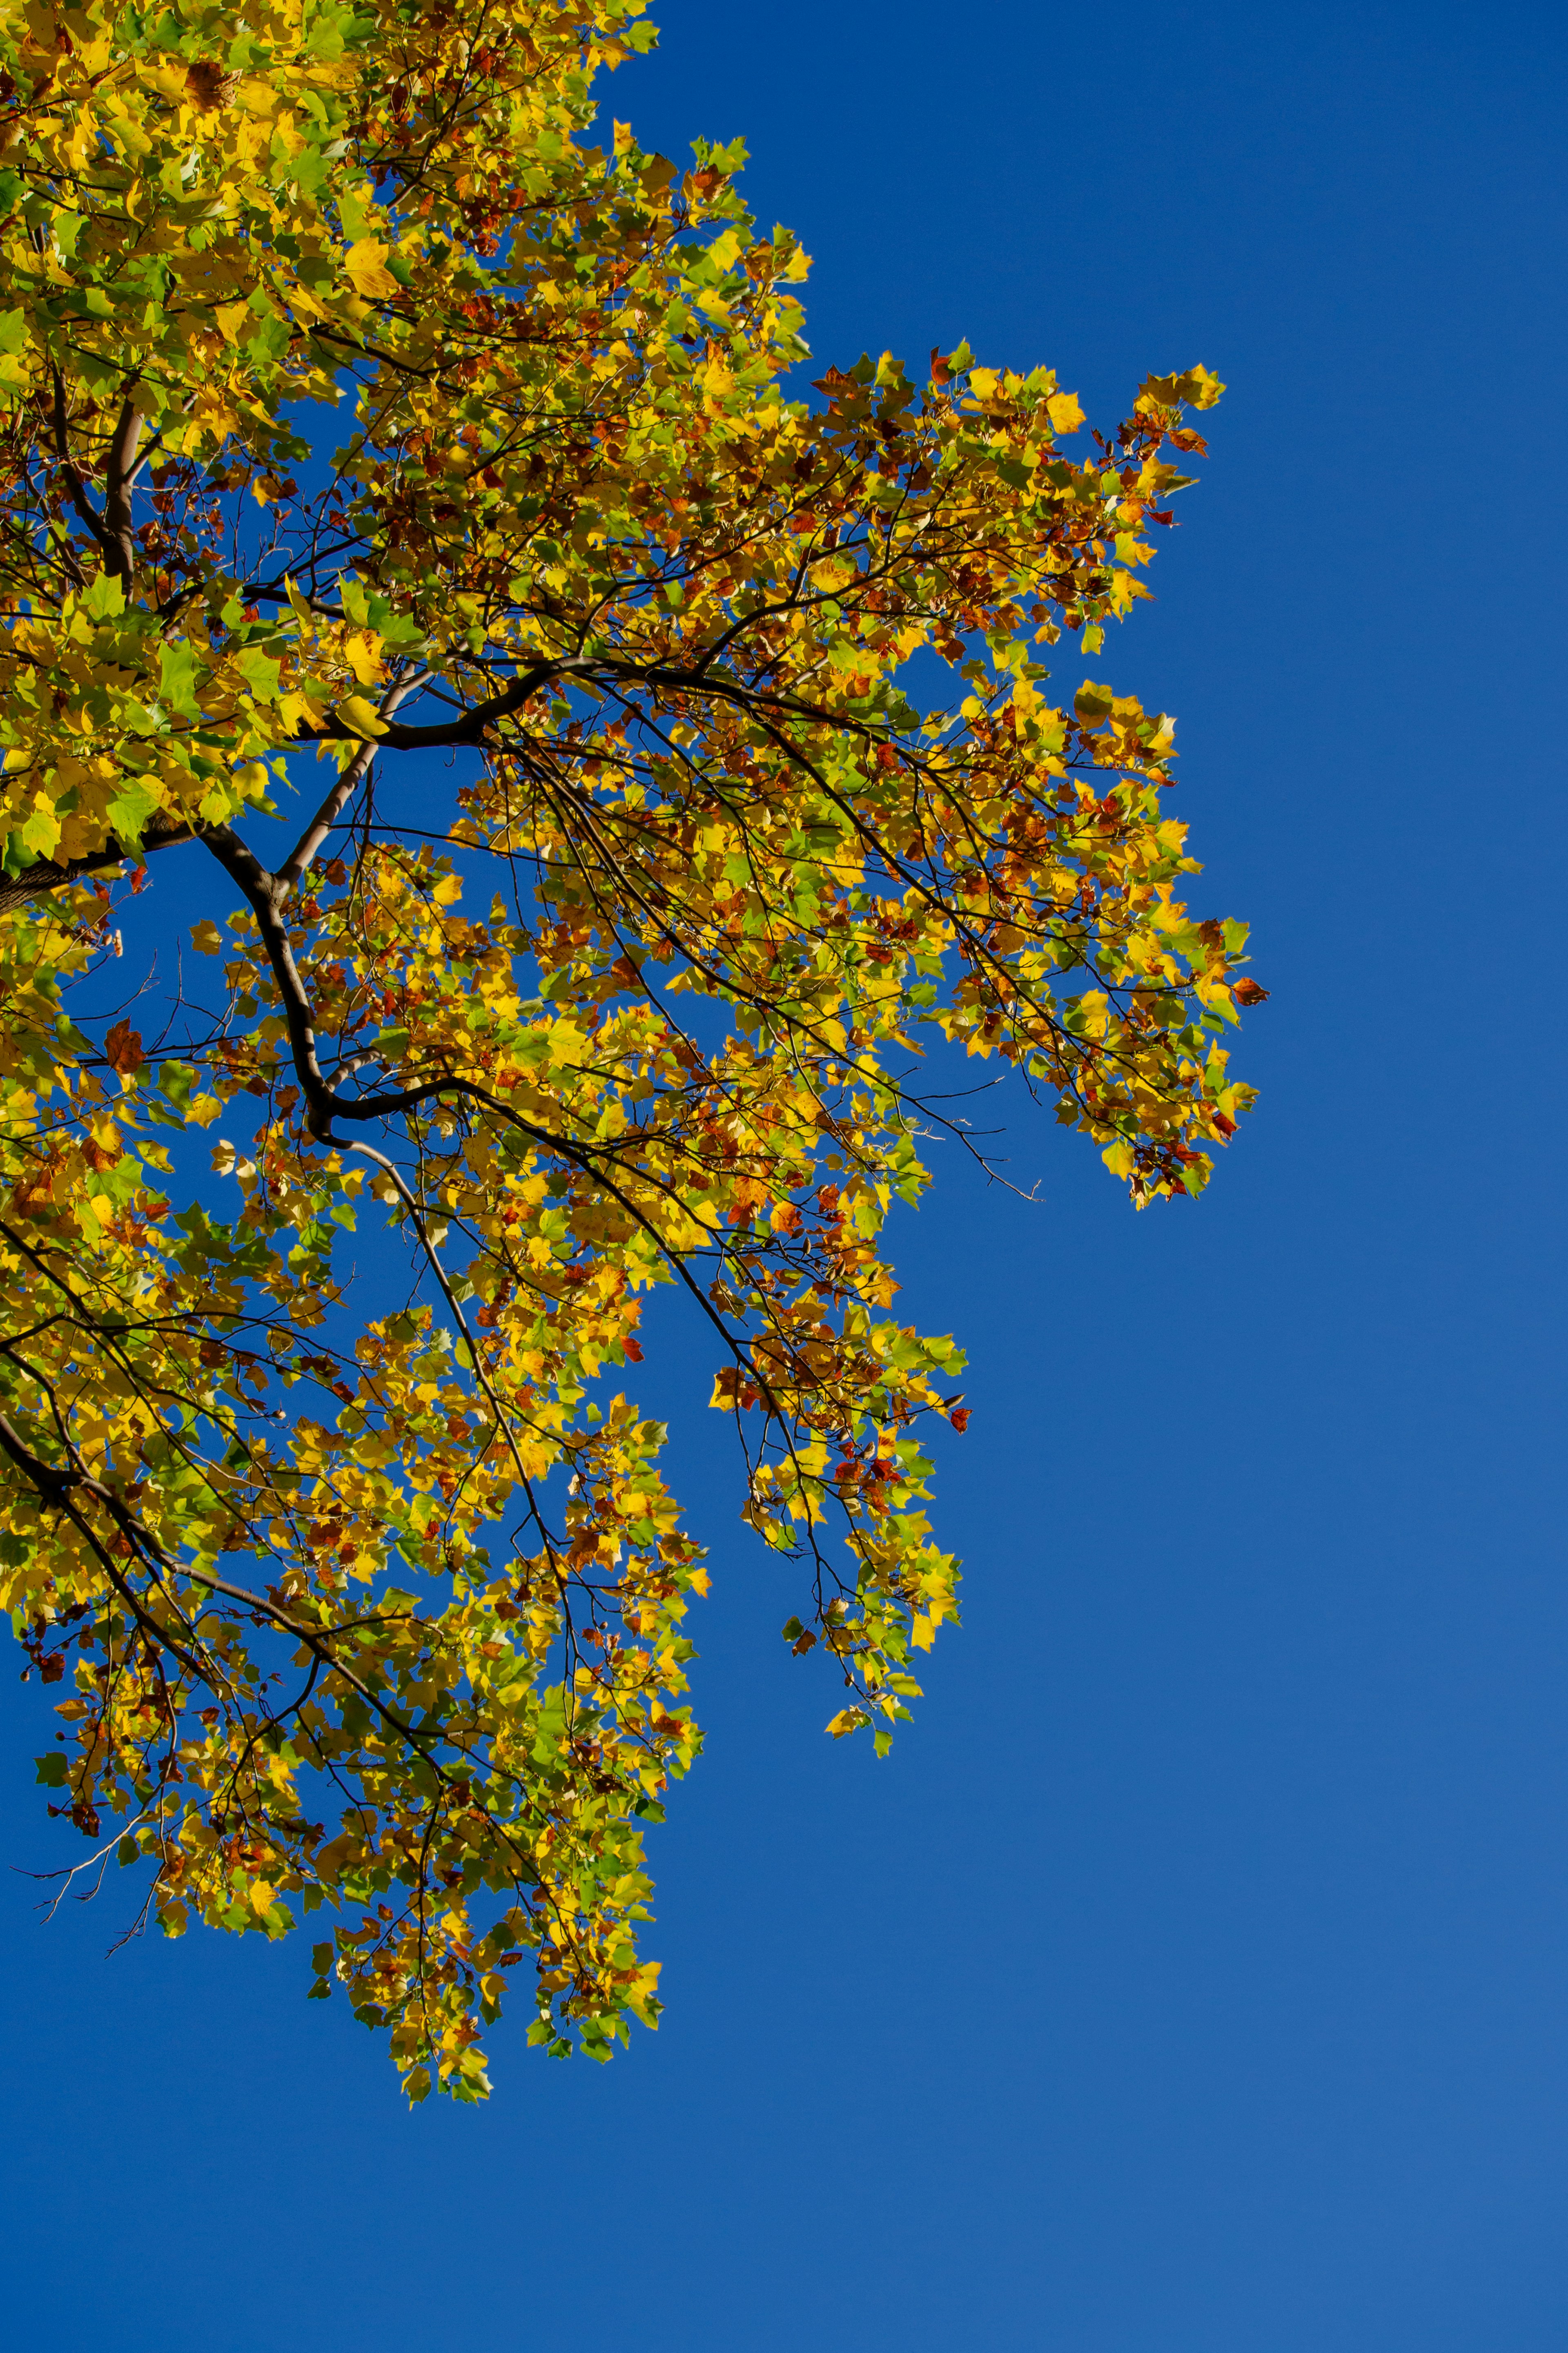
(1181, 363, 1225, 408)
(18, 803, 60, 858)
(103, 1020, 144, 1075)
(234, 647, 283, 703)
(158, 642, 203, 718)
(344, 240, 401, 299)
(189, 920, 223, 955)
(104, 776, 160, 846)
(1046, 389, 1085, 434)
(78, 571, 125, 620)
(1136, 364, 1226, 415)
(336, 694, 386, 738)
(345, 630, 384, 686)
(825, 1707, 871, 1739)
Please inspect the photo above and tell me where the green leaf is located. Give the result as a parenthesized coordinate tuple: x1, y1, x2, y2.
(79, 571, 125, 621)
(103, 776, 160, 844)
(158, 641, 203, 717)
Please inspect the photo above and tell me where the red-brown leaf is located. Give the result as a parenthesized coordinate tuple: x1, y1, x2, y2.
(104, 1019, 144, 1075)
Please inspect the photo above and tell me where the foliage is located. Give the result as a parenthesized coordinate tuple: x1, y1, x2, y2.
(0, 0, 1256, 2099)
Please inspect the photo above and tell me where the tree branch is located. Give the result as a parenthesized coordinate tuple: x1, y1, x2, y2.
(311, 654, 591, 749)
(277, 674, 418, 889)
(50, 368, 111, 561)
(199, 823, 338, 1128)
(101, 397, 144, 585)
(0, 812, 193, 918)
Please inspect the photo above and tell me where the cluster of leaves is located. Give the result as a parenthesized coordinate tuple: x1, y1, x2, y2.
(0, 0, 1258, 2098)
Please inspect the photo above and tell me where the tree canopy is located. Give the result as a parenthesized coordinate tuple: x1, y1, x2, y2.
(0, 0, 1258, 2099)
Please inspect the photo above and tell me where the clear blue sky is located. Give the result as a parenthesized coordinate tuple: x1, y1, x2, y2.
(4, 3, 1566, 2346)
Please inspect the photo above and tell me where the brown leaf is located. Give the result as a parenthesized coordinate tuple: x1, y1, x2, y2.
(104, 1019, 144, 1075)
(186, 60, 237, 111)
(1232, 978, 1270, 1006)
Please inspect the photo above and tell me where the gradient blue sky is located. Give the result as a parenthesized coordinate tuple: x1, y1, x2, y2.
(4, 4, 1566, 2347)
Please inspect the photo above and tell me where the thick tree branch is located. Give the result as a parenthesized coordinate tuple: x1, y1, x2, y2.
(101, 397, 144, 584)
(50, 367, 111, 561)
(312, 654, 591, 748)
(199, 822, 336, 1125)
(45, 383, 142, 586)
(0, 812, 193, 917)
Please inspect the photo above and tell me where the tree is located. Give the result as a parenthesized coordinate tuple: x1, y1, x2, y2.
(0, 0, 1256, 2101)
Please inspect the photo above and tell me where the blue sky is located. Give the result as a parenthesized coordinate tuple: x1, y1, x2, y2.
(3, 3, 1566, 2346)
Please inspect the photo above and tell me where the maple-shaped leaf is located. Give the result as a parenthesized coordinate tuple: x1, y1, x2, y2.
(103, 1020, 144, 1075)
(344, 241, 401, 300)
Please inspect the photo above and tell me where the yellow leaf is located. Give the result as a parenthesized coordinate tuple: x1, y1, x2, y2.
(344, 240, 400, 300)
(345, 630, 384, 686)
(1047, 390, 1085, 434)
(625, 1960, 662, 2025)
(249, 1880, 274, 1914)
(189, 919, 223, 955)
(336, 694, 386, 738)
